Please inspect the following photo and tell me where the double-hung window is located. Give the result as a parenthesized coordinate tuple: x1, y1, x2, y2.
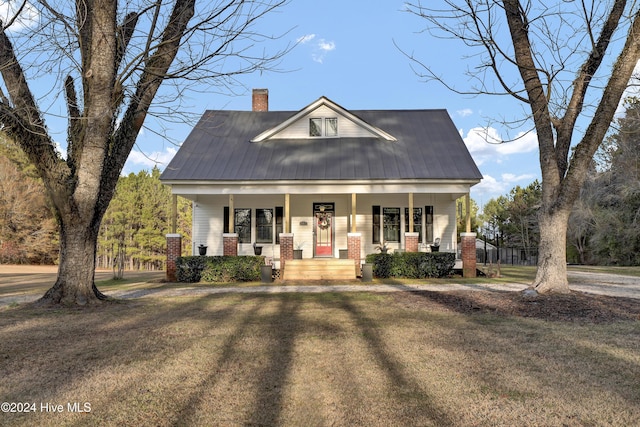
(234, 209, 251, 243)
(256, 209, 273, 243)
(309, 117, 338, 137)
(383, 207, 401, 242)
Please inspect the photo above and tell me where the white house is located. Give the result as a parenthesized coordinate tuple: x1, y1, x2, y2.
(161, 89, 482, 277)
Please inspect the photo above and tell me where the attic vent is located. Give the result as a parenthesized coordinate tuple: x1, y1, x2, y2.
(309, 117, 338, 137)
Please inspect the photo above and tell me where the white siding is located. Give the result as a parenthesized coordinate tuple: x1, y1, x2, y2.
(191, 192, 460, 261)
(270, 106, 379, 139)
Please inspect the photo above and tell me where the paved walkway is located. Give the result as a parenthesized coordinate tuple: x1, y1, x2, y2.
(1, 268, 638, 307)
(107, 271, 640, 300)
(107, 282, 531, 300)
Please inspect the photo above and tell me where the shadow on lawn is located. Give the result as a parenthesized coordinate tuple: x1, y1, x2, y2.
(389, 289, 640, 410)
(2, 291, 639, 425)
(324, 293, 454, 426)
(391, 289, 640, 323)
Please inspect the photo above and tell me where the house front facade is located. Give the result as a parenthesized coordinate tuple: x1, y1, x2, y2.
(160, 90, 482, 274)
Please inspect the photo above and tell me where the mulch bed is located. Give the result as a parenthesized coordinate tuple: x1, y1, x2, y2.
(390, 290, 640, 323)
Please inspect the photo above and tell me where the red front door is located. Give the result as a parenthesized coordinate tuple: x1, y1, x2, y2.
(314, 210, 333, 257)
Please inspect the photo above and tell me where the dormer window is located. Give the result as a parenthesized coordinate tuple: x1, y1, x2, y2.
(309, 117, 338, 137)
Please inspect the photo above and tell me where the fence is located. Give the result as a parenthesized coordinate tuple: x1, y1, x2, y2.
(476, 246, 538, 266)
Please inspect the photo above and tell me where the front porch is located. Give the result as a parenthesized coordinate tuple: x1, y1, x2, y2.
(166, 191, 478, 281)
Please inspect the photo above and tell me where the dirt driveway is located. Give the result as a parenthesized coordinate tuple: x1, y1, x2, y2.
(0, 265, 164, 305)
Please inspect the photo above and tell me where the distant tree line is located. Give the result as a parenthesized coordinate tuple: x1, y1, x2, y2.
(1, 136, 191, 268)
(0, 136, 58, 264)
(97, 167, 192, 273)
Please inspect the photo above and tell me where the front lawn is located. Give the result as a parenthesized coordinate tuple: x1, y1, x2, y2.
(1, 290, 638, 426)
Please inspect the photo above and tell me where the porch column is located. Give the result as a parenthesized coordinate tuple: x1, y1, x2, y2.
(405, 232, 419, 252)
(461, 232, 477, 278)
(228, 194, 235, 232)
(351, 193, 357, 233)
(465, 193, 471, 233)
(280, 233, 294, 272)
(223, 233, 238, 256)
(408, 192, 414, 231)
(284, 194, 290, 233)
(405, 193, 418, 252)
(171, 193, 177, 234)
(166, 233, 182, 282)
(347, 232, 362, 275)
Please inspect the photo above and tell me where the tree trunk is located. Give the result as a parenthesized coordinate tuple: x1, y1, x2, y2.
(532, 208, 571, 294)
(37, 220, 108, 306)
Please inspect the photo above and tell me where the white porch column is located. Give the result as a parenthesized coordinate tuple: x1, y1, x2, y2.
(171, 193, 177, 234)
(408, 192, 414, 232)
(465, 193, 471, 233)
(284, 193, 290, 233)
(228, 194, 234, 231)
(351, 193, 357, 233)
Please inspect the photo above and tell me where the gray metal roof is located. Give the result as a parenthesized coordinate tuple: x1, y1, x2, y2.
(160, 109, 483, 182)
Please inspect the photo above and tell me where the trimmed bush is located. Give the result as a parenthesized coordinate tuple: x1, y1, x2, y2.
(176, 256, 207, 283)
(176, 256, 263, 283)
(365, 252, 456, 279)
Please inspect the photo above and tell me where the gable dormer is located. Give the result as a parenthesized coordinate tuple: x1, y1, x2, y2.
(251, 96, 397, 142)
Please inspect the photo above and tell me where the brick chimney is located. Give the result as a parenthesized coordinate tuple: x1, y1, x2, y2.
(252, 88, 268, 112)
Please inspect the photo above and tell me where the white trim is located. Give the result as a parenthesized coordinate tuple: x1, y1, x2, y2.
(251, 96, 397, 142)
(166, 233, 182, 238)
(166, 180, 480, 196)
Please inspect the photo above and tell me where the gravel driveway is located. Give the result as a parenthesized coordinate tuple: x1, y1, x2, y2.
(566, 270, 640, 299)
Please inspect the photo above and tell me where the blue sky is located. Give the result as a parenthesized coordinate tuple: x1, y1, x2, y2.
(2, 1, 545, 208)
(126, 0, 542, 207)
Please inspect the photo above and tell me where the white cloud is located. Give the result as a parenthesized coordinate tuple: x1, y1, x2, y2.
(124, 147, 177, 174)
(501, 172, 537, 183)
(473, 173, 538, 202)
(303, 37, 335, 64)
(463, 127, 538, 165)
(296, 34, 315, 44)
(457, 108, 473, 117)
(0, 2, 39, 32)
(471, 173, 539, 204)
(318, 39, 336, 52)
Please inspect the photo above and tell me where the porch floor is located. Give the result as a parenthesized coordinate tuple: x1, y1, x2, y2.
(282, 259, 358, 281)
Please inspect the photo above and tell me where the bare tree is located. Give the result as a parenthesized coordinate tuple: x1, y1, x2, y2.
(0, 0, 290, 305)
(406, 0, 640, 293)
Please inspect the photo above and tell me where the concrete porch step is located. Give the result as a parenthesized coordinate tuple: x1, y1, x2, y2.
(282, 258, 358, 281)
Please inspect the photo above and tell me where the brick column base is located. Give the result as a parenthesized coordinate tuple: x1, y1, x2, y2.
(461, 232, 477, 278)
(405, 232, 419, 252)
(279, 233, 294, 271)
(166, 234, 182, 282)
(347, 233, 362, 275)
(223, 233, 238, 256)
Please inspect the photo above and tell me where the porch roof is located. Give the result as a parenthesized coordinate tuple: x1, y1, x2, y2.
(160, 109, 483, 183)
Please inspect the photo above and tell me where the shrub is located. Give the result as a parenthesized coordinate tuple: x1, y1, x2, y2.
(365, 252, 456, 279)
(176, 256, 206, 283)
(176, 256, 263, 283)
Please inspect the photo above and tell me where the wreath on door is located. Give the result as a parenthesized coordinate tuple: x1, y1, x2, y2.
(317, 213, 331, 230)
